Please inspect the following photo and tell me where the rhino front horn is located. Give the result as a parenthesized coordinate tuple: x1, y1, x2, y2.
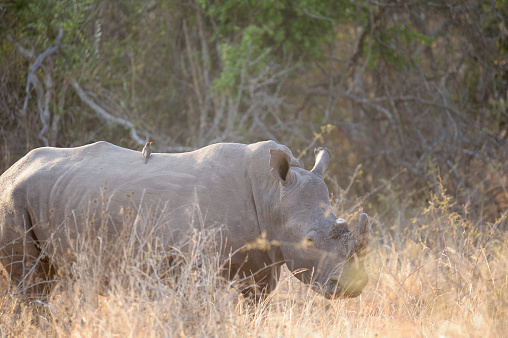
(311, 147, 331, 177)
(354, 213, 370, 249)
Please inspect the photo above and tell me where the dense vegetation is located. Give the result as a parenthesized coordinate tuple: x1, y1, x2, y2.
(1, 0, 507, 335)
(2, 0, 507, 219)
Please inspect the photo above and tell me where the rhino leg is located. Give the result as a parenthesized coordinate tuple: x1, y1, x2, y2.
(256, 265, 281, 295)
(232, 263, 281, 300)
(0, 208, 55, 297)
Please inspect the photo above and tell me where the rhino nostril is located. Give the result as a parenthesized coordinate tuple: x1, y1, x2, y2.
(328, 279, 341, 294)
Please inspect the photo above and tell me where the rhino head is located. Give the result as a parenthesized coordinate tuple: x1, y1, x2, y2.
(268, 147, 370, 298)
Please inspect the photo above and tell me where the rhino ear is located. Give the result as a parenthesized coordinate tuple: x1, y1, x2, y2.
(311, 147, 331, 177)
(269, 148, 293, 185)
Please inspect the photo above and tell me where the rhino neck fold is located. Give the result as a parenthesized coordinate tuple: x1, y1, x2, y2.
(247, 169, 285, 265)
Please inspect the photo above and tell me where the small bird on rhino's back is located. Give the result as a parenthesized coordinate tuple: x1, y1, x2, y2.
(142, 142, 153, 164)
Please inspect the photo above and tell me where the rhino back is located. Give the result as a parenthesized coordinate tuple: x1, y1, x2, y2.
(0, 141, 272, 253)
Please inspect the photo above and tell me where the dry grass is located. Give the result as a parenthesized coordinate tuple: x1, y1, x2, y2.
(1, 188, 507, 337)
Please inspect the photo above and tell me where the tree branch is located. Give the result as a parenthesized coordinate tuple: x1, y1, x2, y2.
(71, 80, 145, 146)
(22, 29, 63, 116)
(12, 29, 64, 146)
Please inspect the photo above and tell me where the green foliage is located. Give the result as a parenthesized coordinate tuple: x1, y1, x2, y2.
(366, 23, 433, 70)
(201, 0, 352, 53)
(482, 0, 508, 51)
(2, 0, 98, 74)
(488, 97, 508, 121)
(200, 0, 358, 93)
(487, 97, 508, 133)
(214, 25, 272, 93)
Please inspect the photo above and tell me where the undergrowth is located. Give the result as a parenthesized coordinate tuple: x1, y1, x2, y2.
(0, 185, 506, 337)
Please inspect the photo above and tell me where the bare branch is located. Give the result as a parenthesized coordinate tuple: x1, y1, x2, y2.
(302, 8, 335, 23)
(71, 80, 145, 146)
(38, 66, 53, 146)
(7, 35, 35, 59)
(22, 29, 63, 116)
(50, 78, 70, 146)
(11, 29, 63, 146)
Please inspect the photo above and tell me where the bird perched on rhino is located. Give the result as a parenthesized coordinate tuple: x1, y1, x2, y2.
(142, 142, 153, 164)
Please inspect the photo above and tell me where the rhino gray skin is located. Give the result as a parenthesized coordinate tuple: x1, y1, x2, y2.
(0, 141, 369, 298)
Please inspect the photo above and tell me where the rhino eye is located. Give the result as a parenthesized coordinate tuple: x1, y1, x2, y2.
(301, 237, 316, 249)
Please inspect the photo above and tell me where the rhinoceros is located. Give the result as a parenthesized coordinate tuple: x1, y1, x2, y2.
(0, 140, 369, 299)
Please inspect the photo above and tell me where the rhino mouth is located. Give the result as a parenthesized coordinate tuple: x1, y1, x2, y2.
(322, 265, 368, 299)
(324, 279, 365, 299)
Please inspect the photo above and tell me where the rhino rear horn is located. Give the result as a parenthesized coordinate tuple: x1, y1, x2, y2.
(354, 213, 370, 249)
(311, 147, 331, 177)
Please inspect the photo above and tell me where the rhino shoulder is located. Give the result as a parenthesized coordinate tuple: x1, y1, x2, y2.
(75, 141, 127, 155)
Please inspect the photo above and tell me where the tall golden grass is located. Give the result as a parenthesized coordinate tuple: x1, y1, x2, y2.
(1, 184, 506, 337)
